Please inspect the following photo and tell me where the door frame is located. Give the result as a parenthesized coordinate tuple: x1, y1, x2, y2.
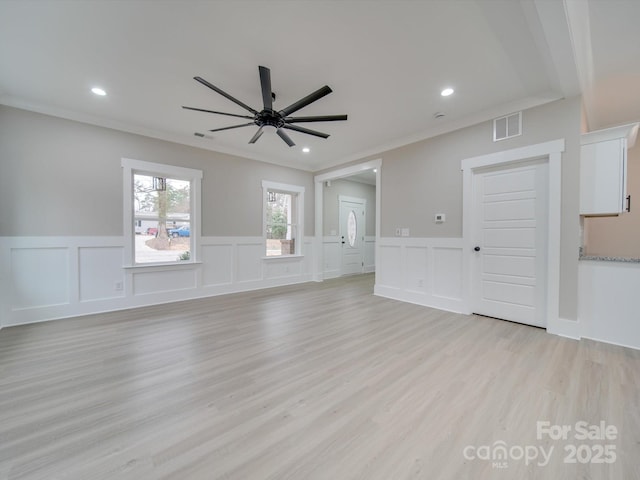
(339, 195, 367, 276)
(314, 158, 382, 282)
(461, 139, 564, 332)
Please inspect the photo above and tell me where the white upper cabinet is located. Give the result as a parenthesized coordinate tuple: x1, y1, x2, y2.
(580, 123, 638, 216)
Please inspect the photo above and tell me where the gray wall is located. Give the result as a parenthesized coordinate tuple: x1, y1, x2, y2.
(351, 97, 582, 320)
(1, 97, 582, 321)
(0, 106, 315, 237)
(323, 179, 376, 236)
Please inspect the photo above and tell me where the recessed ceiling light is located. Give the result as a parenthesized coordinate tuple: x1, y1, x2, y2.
(302, 147, 310, 153)
(91, 87, 107, 96)
(373, 169, 377, 173)
(441, 88, 454, 97)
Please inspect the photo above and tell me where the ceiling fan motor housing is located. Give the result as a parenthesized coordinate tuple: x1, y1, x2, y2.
(256, 110, 285, 129)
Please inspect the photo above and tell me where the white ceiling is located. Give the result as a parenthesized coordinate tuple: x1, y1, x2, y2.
(0, 0, 637, 172)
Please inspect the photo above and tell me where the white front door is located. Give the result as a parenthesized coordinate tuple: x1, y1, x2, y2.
(471, 161, 548, 327)
(339, 196, 366, 276)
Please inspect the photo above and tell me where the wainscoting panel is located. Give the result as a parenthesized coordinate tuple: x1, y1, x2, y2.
(11, 246, 70, 310)
(377, 244, 402, 290)
(302, 239, 315, 277)
(432, 247, 463, 300)
(79, 246, 125, 302)
(374, 237, 465, 313)
(404, 246, 429, 295)
(133, 267, 197, 296)
(236, 241, 264, 283)
(264, 259, 302, 279)
(201, 243, 234, 287)
(322, 236, 342, 279)
(0, 236, 316, 326)
(364, 236, 376, 273)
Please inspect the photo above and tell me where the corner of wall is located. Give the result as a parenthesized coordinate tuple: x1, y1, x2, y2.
(547, 317, 581, 341)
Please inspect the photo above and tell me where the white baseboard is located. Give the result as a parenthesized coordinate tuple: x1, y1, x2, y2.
(546, 317, 581, 340)
(374, 285, 466, 314)
(322, 270, 342, 280)
(581, 336, 640, 351)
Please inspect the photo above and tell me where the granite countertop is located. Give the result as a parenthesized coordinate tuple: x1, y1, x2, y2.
(579, 254, 640, 263)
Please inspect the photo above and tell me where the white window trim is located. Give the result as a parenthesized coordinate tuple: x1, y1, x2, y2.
(262, 180, 305, 259)
(121, 157, 203, 267)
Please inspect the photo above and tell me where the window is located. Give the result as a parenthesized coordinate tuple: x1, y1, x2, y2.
(122, 158, 202, 266)
(347, 210, 357, 247)
(262, 181, 305, 257)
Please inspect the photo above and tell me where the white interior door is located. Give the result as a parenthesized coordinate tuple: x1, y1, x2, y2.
(471, 161, 548, 327)
(339, 196, 366, 276)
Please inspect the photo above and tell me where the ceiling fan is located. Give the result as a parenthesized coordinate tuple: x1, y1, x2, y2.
(183, 66, 347, 147)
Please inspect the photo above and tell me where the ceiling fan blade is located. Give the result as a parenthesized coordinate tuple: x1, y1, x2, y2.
(285, 114, 348, 123)
(259, 66, 273, 111)
(279, 85, 332, 117)
(249, 127, 264, 144)
(182, 106, 254, 120)
(277, 128, 296, 147)
(194, 76, 258, 114)
(209, 122, 255, 133)
(283, 124, 330, 139)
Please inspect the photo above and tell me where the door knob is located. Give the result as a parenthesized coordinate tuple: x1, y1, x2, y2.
(474, 246, 481, 252)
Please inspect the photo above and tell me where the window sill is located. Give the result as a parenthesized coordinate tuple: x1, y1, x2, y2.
(123, 261, 203, 272)
(261, 254, 305, 261)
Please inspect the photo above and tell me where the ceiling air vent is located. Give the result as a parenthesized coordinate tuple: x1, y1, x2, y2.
(493, 111, 522, 141)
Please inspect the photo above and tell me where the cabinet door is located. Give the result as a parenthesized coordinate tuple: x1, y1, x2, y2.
(580, 139, 625, 215)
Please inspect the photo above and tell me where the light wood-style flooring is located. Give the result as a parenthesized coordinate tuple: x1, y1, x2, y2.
(1, 274, 639, 480)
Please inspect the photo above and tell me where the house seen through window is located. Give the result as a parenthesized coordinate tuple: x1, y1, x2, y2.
(133, 173, 191, 263)
(122, 157, 202, 266)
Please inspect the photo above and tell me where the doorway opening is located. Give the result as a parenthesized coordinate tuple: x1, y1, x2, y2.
(314, 159, 381, 284)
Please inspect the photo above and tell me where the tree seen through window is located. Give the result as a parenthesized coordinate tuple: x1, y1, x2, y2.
(133, 173, 191, 263)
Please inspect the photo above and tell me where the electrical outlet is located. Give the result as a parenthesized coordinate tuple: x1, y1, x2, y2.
(395, 228, 401, 236)
(435, 213, 446, 223)
(401, 228, 410, 237)
(114, 281, 123, 291)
